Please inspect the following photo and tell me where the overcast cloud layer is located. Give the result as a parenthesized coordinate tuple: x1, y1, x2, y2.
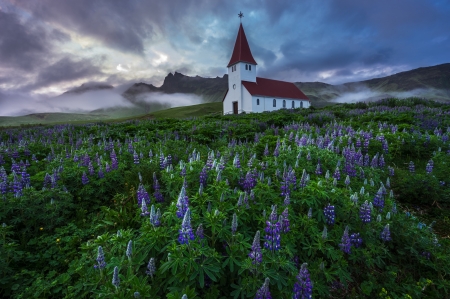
(0, 0, 449, 114)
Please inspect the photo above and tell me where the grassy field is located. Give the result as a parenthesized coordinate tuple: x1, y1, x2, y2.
(144, 101, 222, 119)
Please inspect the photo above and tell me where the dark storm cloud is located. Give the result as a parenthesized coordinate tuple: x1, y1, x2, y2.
(30, 57, 104, 89)
(0, 9, 50, 71)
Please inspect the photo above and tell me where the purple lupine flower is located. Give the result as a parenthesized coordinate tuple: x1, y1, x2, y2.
(196, 224, 204, 240)
(153, 173, 164, 203)
(281, 208, 290, 233)
(339, 226, 351, 254)
(94, 246, 107, 270)
(81, 172, 89, 185)
(315, 160, 322, 176)
(388, 166, 394, 176)
(178, 208, 195, 244)
(283, 194, 290, 206)
(149, 205, 161, 227)
(126, 240, 133, 258)
(137, 184, 151, 206)
(381, 224, 391, 242)
(249, 231, 262, 265)
(264, 206, 281, 251)
(322, 226, 328, 239)
(350, 233, 363, 248)
(233, 154, 241, 168)
(344, 175, 350, 187)
(199, 166, 208, 186)
(323, 204, 335, 225)
(426, 160, 433, 174)
(98, 165, 104, 179)
(333, 166, 341, 180)
(141, 199, 149, 217)
(307, 208, 312, 219)
(373, 187, 384, 211)
(293, 263, 313, 299)
(231, 213, 238, 235)
(146, 257, 156, 277)
(255, 278, 272, 299)
(273, 145, 279, 157)
(133, 150, 140, 164)
(360, 200, 371, 224)
(176, 186, 189, 218)
(112, 266, 120, 288)
(264, 143, 269, 156)
(409, 161, 415, 173)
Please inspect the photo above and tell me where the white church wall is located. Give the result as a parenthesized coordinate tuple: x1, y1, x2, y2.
(239, 63, 256, 83)
(252, 96, 264, 113)
(242, 88, 253, 112)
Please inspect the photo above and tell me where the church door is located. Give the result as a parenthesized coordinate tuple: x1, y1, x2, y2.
(233, 102, 238, 114)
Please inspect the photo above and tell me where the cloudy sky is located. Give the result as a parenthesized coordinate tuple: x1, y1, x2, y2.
(0, 0, 449, 100)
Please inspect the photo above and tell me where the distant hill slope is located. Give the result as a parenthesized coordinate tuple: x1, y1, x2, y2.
(122, 72, 228, 103)
(294, 63, 450, 103)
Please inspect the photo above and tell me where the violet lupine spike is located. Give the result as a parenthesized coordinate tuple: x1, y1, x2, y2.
(409, 161, 415, 173)
(146, 257, 156, 277)
(360, 200, 371, 224)
(112, 266, 120, 288)
(81, 171, 89, 185)
(333, 166, 340, 180)
(293, 263, 313, 299)
(264, 206, 281, 251)
(196, 224, 204, 240)
(344, 175, 350, 187)
(141, 199, 150, 217)
(281, 208, 290, 233)
(249, 231, 262, 265)
(176, 186, 189, 218)
(199, 166, 207, 186)
(178, 208, 195, 245)
(255, 278, 272, 299)
(373, 188, 384, 211)
(381, 224, 391, 242)
(323, 204, 335, 225)
(350, 232, 363, 248)
(231, 213, 238, 235)
(339, 226, 351, 254)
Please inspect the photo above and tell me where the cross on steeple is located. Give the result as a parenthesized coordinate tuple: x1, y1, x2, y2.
(238, 11, 243, 22)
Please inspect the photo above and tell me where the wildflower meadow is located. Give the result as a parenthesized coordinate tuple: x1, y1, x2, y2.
(1, 97, 450, 298)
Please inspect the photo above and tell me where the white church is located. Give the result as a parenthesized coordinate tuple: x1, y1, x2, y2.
(223, 21, 310, 115)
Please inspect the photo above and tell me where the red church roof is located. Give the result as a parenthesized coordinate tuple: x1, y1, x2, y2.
(227, 23, 257, 67)
(242, 77, 310, 101)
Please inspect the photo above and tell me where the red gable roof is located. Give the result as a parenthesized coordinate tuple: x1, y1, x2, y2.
(227, 23, 257, 67)
(241, 77, 310, 101)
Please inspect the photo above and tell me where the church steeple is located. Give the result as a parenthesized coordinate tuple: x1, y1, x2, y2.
(227, 23, 257, 67)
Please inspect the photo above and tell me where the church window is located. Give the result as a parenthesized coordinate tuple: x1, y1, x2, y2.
(283, 100, 286, 108)
(249, 65, 251, 71)
(292, 101, 295, 108)
(245, 64, 248, 70)
(300, 101, 303, 108)
(257, 98, 260, 105)
(273, 99, 276, 107)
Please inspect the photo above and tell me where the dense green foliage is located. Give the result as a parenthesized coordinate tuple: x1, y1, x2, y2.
(1, 97, 450, 298)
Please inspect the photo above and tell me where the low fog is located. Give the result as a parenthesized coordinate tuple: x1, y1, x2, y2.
(330, 86, 450, 104)
(0, 86, 204, 117)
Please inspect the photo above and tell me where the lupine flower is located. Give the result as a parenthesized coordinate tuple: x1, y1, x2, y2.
(199, 166, 208, 186)
(339, 226, 351, 254)
(345, 175, 350, 186)
(137, 184, 151, 206)
(249, 231, 262, 265)
(126, 240, 133, 258)
(293, 263, 313, 299)
(307, 208, 312, 219)
(409, 161, 415, 173)
(196, 224, 204, 240)
(181, 295, 188, 299)
(333, 166, 341, 180)
(264, 143, 269, 156)
(376, 214, 382, 222)
(178, 208, 195, 245)
(283, 194, 290, 206)
(360, 201, 371, 224)
(149, 205, 161, 227)
(373, 187, 384, 211)
(112, 266, 120, 288)
(386, 212, 391, 220)
(255, 278, 272, 299)
(323, 204, 335, 225)
(134, 292, 141, 298)
(426, 162, 433, 174)
(350, 233, 363, 248)
(81, 172, 89, 185)
(231, 213, 238, 235)
(322, 226, 328, 239)
(281, 208, 290, 233)
(381, 224, 391, 242)
(264, 206, 281, 251)
(176, 186, 189, 218)
(95, 246, 107, 269)
(388, 166, 394, 176)
(146, 257, 156, 277)
(141, 199, 149, 217)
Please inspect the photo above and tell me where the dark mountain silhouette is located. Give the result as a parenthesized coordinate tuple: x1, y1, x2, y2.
(122, 72, 228, 103)
(60, 82, 114, 95)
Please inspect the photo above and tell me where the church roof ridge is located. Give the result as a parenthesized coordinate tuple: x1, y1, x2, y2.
(227, 23, 258, 67)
